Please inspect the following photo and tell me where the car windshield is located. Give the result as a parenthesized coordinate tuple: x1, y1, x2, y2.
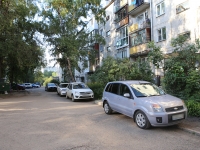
(49, 83, 56, 86)
(73, 83, 88, 89)
(60, 84, 68, 88)
(130, 83, 165, 97)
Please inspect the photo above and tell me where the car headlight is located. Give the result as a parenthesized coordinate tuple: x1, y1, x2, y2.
(75, 91, 80, 95)
(152, 104, 163, 112)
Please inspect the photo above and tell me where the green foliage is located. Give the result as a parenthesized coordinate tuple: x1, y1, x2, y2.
(147, 41, 164, 68)
(87, 82, 105, 100)
(185, 100, 200, 117)
(163, 35, 200, 99)
(89, 57, 153, 85)
(0, 0, 45, 82)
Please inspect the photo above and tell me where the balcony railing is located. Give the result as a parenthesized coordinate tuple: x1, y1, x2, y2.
(130, 43, 149, 56)
(128, 20, 150, 33)
(115, 16, 129, 29)
(128, 0, 150, 17)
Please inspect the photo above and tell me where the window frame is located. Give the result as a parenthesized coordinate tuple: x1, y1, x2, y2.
(156, 1, 165, 17)
(176, 1, 190, 14)
(106, 30, 111, 37)
(157, 27, 166, 42)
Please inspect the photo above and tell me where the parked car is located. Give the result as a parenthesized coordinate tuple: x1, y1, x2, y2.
(23, 83, 32, 88)
(102, 80, 187, 129)
(57, 83, 69, 96)
(45, 83, 57, 92)
(66, 82, 94, 102)
(32, 84, 40, 88)
(11, 83, 25, 90)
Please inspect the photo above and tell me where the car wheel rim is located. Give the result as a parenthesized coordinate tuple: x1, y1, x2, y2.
(104, 103, 109, 113)
(136, 113, 146, 127)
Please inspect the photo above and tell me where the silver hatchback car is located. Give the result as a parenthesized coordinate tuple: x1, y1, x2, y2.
(102, 80, 187, 129)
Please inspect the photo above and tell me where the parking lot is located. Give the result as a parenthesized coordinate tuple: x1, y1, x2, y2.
(0, 87, 199, 150)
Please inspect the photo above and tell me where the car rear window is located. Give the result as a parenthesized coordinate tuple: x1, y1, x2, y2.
(110, 83, 119, 94)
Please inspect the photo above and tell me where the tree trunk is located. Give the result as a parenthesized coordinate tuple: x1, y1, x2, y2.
(0, 57, 3, 79)
(66, 57, 75, 82)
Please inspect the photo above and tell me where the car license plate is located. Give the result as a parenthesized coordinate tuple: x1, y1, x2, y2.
(172, 113, 184, 120)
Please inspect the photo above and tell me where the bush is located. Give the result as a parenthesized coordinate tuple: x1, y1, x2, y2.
(185, 100, 200, 117)
(87, 82, 105, 100)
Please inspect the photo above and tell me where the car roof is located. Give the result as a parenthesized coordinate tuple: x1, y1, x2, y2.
(70, 82, 85, 84)
(107, 80, 150, 85)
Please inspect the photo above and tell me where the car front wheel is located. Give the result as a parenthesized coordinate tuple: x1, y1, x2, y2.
(103, 101, 112, 114)
(71, 95, 76, 102)
(135, 111, 151, 129)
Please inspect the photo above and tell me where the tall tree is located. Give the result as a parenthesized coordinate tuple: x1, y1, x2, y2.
(42, 0, 105, 82)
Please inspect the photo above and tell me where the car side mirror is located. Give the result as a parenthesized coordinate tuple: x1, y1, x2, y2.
(124, 93, 131, 98)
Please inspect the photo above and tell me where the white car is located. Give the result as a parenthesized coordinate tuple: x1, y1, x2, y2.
(66, 82, 94, 102)
(23, 83, 32, 88)
(57, 83, 69, 96)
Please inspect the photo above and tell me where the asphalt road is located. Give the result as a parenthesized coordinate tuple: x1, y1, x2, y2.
(0, 87, 199, 150)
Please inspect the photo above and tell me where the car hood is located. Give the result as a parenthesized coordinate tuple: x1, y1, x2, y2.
(48, 85, 57, 88)
(73, 89, 93, 92)
(140, 94, 183, 108)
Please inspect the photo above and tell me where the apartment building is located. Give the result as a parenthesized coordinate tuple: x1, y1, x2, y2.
(98, 0, 200, 76)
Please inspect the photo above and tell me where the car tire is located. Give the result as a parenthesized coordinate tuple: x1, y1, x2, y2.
(135, 110, 151, 129)
(57, 91, 59, 95)
(71, 95, 76, 102)
(66, 93, 69, 99)
(103, 101, 112, 114)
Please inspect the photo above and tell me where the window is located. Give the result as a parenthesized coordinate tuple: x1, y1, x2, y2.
(106, 15, 110, 21)
(106, 30, 110, 37)
(110, 83, 119, 94)
(107, 46, 111, 52)
(130, 29, 147, 47)
(157, 27, 166, 41)
(119, 84, 131, 97)
(99, 29, 103, 36)
(156, 1, 165, 16)
(100, 45, 104, 52)
(117, 48, 127, 59)
(176, 1, 189, 14)
(116, 26, 128, 48)
(179, 31, 190, 40)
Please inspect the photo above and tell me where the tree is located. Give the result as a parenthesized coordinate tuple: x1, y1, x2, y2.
(163, 35, 200, 98)
(0, 0, 45, 83)
(42, 0, 106, 82)
(89, 57, 153, 85)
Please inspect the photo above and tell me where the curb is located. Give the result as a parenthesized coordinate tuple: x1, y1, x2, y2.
(178, 127, 200, 137)
(94, 100, 200, 136)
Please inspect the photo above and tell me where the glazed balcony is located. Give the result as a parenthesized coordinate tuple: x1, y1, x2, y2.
(114, 0, 128, 13)
(128, 19, 150, 33)
(128, 0, 150, 17)
(115, 16, 129, 29)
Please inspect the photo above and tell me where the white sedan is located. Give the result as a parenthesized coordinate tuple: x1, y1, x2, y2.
(66, 82, 94, 102)
(57, 83, 69, 96)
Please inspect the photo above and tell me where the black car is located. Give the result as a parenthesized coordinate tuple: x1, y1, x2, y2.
(45, 83, 57, 92)
(11, 83, 25, 90)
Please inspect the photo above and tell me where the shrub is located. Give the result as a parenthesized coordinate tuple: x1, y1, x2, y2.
(87, 82, 105, 100)
(185, 100, 200, 117)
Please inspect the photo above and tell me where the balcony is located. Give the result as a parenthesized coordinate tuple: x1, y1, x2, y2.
(114, 0, 128, 13)
(128, 19, 150, 33)
(115, 16, 129, 29)
(129, 0, 150, 17)
(129, 43, 149, 56)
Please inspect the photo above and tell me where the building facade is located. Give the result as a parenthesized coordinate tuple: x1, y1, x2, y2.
(98, 0, 200, 77)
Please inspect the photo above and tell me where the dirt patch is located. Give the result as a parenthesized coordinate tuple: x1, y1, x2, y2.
(0, 90, 30, 99)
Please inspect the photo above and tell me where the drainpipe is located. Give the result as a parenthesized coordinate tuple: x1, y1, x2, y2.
(150, 0, 153, 41)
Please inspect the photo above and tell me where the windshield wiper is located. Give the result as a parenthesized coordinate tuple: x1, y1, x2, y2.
(137, 95, 147, 97)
